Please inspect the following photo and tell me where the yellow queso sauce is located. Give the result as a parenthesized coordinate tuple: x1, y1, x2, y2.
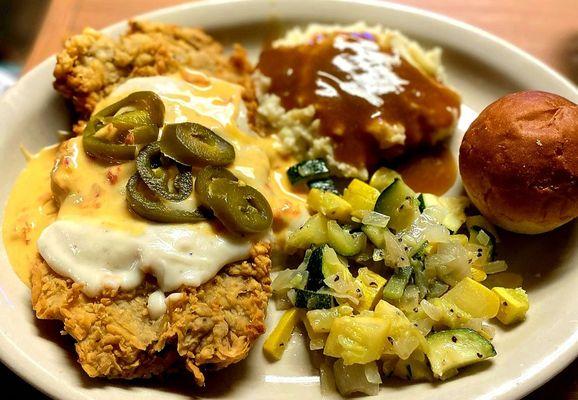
(2, 146, 58, 285)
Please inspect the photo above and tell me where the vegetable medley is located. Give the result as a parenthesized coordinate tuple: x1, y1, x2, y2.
(264, 159, 529, 396)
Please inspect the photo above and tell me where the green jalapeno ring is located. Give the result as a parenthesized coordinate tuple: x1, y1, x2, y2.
(206, 178, 273, 234)
(159, 122, 235, 167)
(126, 173, 207, 223)
(136, 142, 193, 202)
(83, 91, 165, 162)
(194, 166, 238, 206)
(98, 91, 165, 128)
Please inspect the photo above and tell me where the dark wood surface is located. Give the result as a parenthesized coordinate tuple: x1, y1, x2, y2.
(10, 0, 578, 399)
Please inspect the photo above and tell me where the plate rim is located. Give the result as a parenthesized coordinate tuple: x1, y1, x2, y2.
(1, 1, 577, 399)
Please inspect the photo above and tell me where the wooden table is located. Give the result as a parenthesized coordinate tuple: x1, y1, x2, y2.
(12, 0, 578, 399)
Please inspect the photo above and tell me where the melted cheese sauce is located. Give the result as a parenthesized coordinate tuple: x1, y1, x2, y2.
(2, 146, 59, 284)
(4, 72, 307, 295)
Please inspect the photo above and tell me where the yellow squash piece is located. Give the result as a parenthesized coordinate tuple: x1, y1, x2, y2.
(307, 188, 352, 222)
(301, 312, 328, 350)
(442, 277, 500, 319)
(324, 315, 390, 365)
(450, 234, 469, 247)
(355, 268, 387, 311)
(374, 300, 427, 360)
(492, 287, 529, 325)
(369, 167, 400, 191)
(470, 267, 487, 282)
(307, 305, 354, 333)
(263, 308, 300, 360)
(343, 179, 380, 219)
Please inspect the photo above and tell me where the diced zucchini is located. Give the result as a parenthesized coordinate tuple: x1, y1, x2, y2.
(427, 280, 449, 299)
(355, 267, 387, 311)
(343, 179, 381, 219)
(369, 167, 400, 192)
(308, 178, 339, 194)
(408, 240, 429, 260)
(492, 287, 529, 325)
(307, 188, 351, 222)
(374, 179, 419, 232)
(419, 193, 468, 232)
(327, 220, 366, 256)
(306, 305, 353, 333)
(442, 277, 500, 319)
(426, 328, 496, 379)
(417, 194, 426, 213)
(393, 350, 432, 381)
(362, 225, 386, 248)
(301, 312, 328, 350)
(321, 245, 351, 279)
(263, 308, 300, 360)
(420, 193, 441, 208)
(466, 215, 500, 242)
(305, 245, 326, 291)
(439, 196, 469, 232)
(382, 266, 413, 301)
(482, 272, 523, 289)
(287, 158, 330, 185)
(293, 288, 334, 309)
(286, 213, 328, 252)
(324, 315, 390, 364)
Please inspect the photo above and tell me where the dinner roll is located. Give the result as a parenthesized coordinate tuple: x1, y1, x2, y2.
(459, 91, 578, 234)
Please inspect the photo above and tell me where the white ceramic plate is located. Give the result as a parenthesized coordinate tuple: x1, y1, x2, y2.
(0, 1, 577, 399)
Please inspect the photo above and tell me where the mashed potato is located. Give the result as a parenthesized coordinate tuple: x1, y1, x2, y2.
(255, 22, 456, 180)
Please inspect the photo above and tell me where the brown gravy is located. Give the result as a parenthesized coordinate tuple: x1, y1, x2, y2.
(258, 32, 461, 169)
(397, 146, 457, 195)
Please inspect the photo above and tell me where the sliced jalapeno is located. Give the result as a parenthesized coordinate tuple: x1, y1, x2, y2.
(195, 166, 272, 234)
(83, 91, 165, 162)
(159, 122, 235, 167)
(194, 166, 238, 206)
(136, 142, 193, 201)
(126, 174, 207, 223)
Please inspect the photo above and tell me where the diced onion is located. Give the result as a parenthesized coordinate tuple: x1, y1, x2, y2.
(476, 229, 491, 246)
(481, 322, 496, 339)
(372, 248, 385, 261)
(320, 358, 336, 395)
(484, 260, 508, 274)
(333, 359, 381, 396)
(362, 211, 390, 228)
(420, 299, 443, 321)
(364, 362, 383, 384)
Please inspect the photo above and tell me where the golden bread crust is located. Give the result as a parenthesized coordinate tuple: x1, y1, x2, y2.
(459, 90, 578, 234)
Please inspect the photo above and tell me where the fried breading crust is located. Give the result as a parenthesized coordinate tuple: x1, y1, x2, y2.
(54, 20, 255, 123)
(42, 21, 269, 385)
(31, 242, 271, 385)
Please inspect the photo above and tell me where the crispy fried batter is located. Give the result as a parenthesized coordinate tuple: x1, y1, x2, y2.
(31, 242, 271, 385)
(34, 21, 271, 385)
(54, 20, 256, 124)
